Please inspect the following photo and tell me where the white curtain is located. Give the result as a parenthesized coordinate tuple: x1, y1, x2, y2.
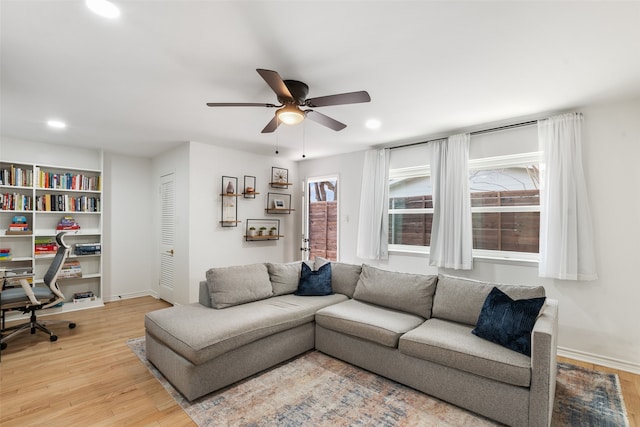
(356, 148, 390, 260)
(429, 134, 473, 270)
(538, 113, 597, 280)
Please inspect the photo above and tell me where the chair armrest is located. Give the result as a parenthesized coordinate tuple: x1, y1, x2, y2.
(18, 278, 40, 305)
(529, 298, 559, 427)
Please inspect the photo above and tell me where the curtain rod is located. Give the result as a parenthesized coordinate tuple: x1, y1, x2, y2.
(389, 119, 538, 150)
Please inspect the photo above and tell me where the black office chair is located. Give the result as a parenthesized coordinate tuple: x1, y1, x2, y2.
(1, 232, 76, 350)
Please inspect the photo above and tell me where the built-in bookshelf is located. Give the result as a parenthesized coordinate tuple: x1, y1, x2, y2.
(0, 160, 103, 317)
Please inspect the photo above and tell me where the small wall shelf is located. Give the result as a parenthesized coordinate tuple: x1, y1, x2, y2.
(270, 166, 292, 189)
(265, 192, 294, 214)
(220, 176, 239, 227)
(242, 175, 259, 198)
(245, 219, 281, 241)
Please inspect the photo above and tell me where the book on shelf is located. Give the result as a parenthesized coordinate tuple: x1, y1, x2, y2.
(59, 259, 82, 278)
(57, 216, 80, 230)
(0, 266, 33, 279)
(73, 290, 96, 303)
(34, 237, 58, 255)
(6, 230, 32, 235)
(6, 214, 32, 234)
(74, 243, 101, 255)
(0, 165, 33, 187)
(35, 168, 101, 192)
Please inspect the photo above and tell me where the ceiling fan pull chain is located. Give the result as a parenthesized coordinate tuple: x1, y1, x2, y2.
(301, 122, 306, 159)
(275, 116, 280, 154)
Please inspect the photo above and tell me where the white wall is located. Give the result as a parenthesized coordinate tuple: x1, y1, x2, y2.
(298, 150, 366, 265)
(151, 143, 191, 305)
(298, 97, 640, 372)
(187, 141, 298, 303)
(102, 152, 153, 300)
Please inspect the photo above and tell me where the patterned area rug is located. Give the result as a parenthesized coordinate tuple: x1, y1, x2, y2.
(127, 337, 629, 427)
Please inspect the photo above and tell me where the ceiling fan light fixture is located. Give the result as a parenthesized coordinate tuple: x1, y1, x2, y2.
(277, 105, 305, 125)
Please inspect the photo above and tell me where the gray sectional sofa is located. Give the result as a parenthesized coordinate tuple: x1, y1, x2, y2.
(144, 260, 558, 427)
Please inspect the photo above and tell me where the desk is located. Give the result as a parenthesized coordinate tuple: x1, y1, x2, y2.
(1, 267, 36, 330)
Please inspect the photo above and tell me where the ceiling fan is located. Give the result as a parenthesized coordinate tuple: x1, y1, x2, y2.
(206, 69, 371, 133)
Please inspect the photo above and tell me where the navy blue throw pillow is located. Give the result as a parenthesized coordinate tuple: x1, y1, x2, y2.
(472, 287, 546, 357)
(295, 262, 332, 296)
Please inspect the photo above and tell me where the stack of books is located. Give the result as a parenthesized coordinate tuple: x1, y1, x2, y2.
(59, 259, 82, 278)
(0, 248, 12, 261)
(57, 216, 80, 231)
(73, 291, 95, 303)
(6, 215, 32, 235)
(74, 243, 101, 255)
(34, 237, 58, 255)
(0, 266, 33, 285)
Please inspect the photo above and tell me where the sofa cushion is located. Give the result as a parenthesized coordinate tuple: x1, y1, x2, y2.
(352, 264, 437, 318)
(315, 299, 425, 348)
(315, 257, 361, 298)
(399, 318, 533, 387)
(472, 287, 546, 356)
(206, 263, 272, 309)
(432, 275, 546, 326)
(145, 293, 348, 365)
(296, 262, 332, 296)
(267, 262, 301, 296)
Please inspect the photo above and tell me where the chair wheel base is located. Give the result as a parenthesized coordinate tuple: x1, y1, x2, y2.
(50, 335, 58, 342)
(69, 323, 76, 329)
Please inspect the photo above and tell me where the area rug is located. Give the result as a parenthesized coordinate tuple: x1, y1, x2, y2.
(127, 337, 629, 427)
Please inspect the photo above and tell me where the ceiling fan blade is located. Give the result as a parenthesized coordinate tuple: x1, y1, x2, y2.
(305, 110, 347, 131)
(261, 116, 280, 133)
(206, 102, 276, 107)
(256, 69, 293, 100)
(305, 91, 371, 108)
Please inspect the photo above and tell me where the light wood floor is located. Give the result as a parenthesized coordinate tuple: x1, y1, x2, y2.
(1, 296, 638, 426)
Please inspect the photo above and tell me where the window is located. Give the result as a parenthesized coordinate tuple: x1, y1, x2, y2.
(388, 125, 541, 259)
(389, 167, 433, 249)
(469, 153, 540, 257)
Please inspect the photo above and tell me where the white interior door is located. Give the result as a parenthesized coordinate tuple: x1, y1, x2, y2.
(159, 173, 175, 303)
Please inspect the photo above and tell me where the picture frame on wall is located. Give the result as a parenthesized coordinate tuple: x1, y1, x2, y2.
(272, 198, 285, 209)
(271, 167, 289, 188)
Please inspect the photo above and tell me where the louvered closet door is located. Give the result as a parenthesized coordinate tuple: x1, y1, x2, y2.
(159, 173, 175, 303)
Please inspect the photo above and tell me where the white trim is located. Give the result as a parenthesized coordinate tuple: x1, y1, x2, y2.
(468, 152, 542, 170)
(558, 346, 640, 375)
(389, 165, 430, 179)
(389, 244, 430, 255)
(388, 244, 539, 264)
(389, 208, 434, 214)
(472, 249, 538, 263)
(103, 290, 154, 302)
(471, 205, 540, 213)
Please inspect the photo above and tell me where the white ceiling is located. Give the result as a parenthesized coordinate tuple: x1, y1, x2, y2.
(2, 1, 640, 160)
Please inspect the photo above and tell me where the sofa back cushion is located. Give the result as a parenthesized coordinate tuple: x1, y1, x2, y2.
(432, 274, 546, 326)
(206, 263, 273, 309)
(315, 257, 361, 298)
(267, 262, 302, 296)
(353, 264, 437, 318)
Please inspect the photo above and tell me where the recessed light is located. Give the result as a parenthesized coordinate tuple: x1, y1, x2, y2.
(47, 120, 67, 129)
(86, 0, 121, 19)
(365, 119, 381, 130)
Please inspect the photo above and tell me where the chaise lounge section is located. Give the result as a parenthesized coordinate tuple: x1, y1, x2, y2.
(144, 260, 558, 427)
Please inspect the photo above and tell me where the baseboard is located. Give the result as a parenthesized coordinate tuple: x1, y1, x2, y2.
(103, 290, 157, 303)
(558, 346, 640, 375)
